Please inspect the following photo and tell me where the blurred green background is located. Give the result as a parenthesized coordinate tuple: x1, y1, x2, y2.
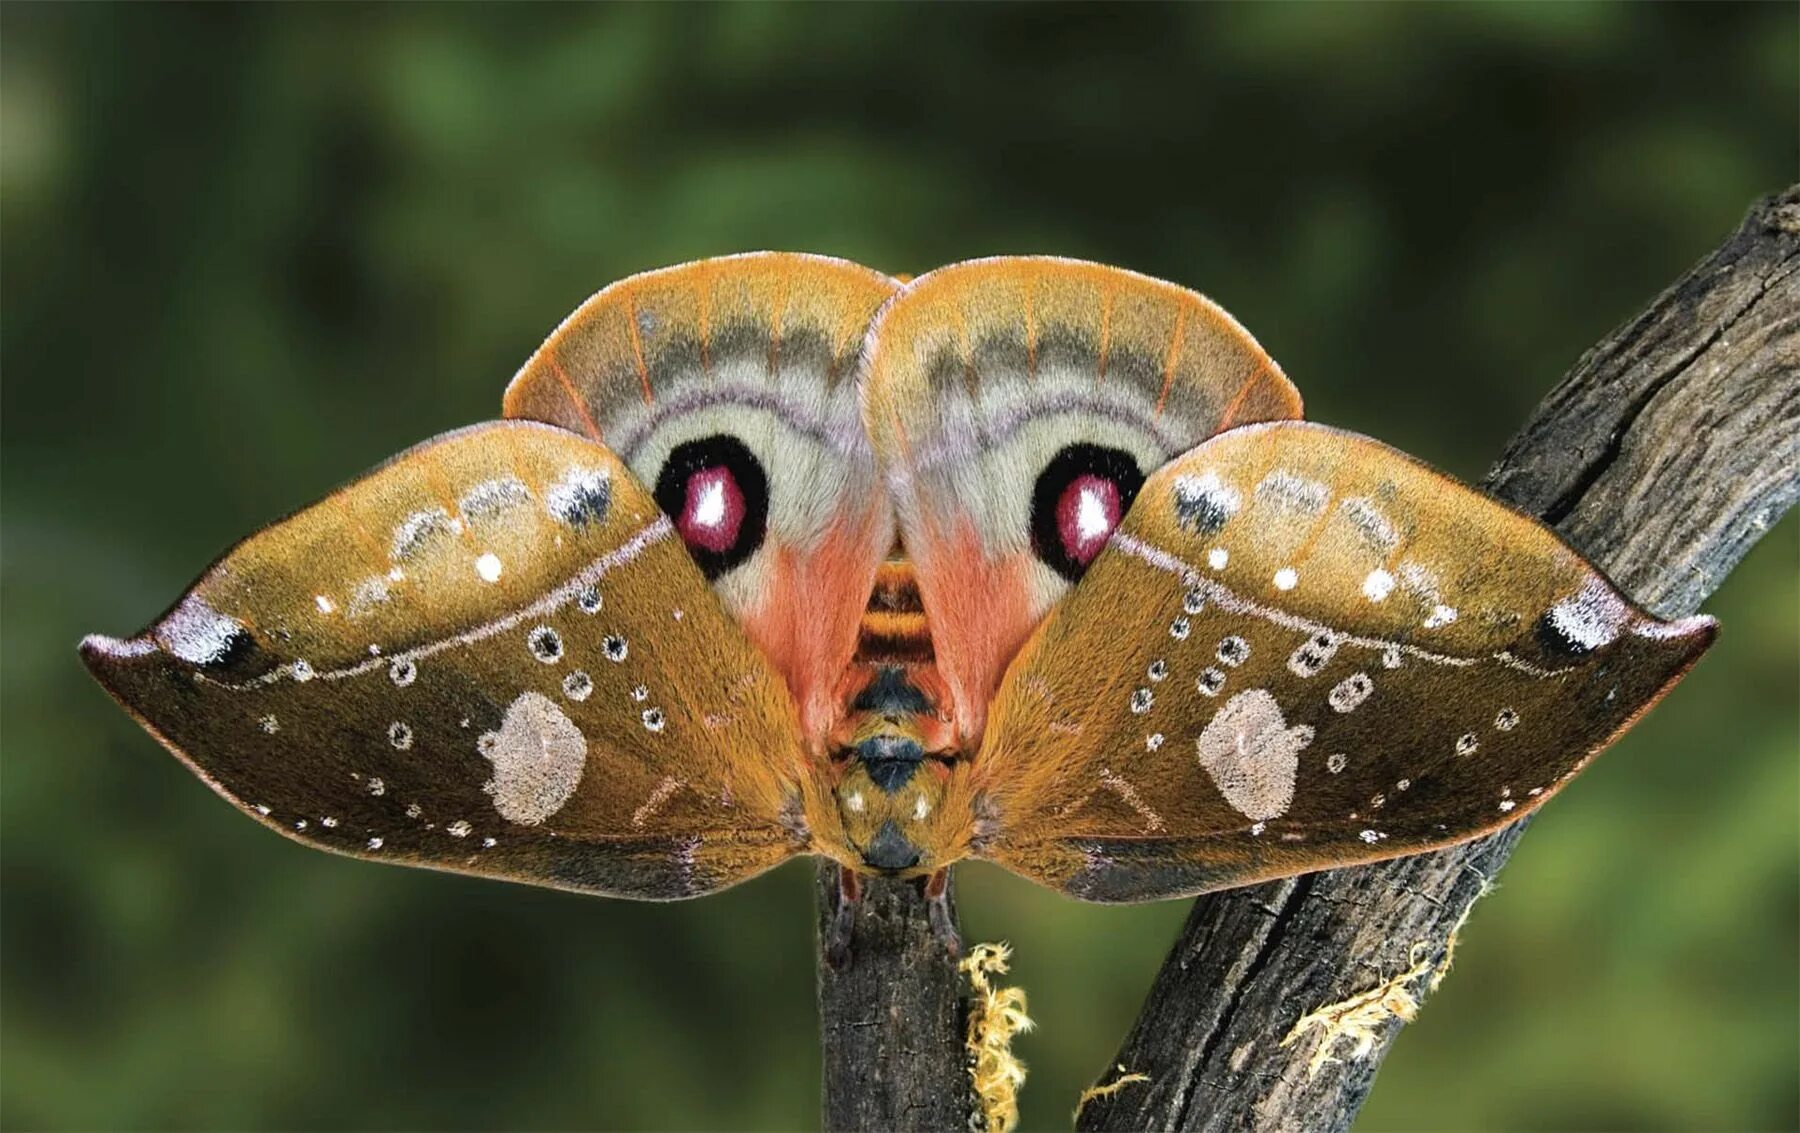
(3, 5, 1794, 1131)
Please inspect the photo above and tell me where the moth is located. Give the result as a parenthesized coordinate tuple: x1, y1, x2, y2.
(81, 253, 1715, 963)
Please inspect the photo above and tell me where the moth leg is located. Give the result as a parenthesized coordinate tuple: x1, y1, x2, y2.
(923, 868, 961, 958)
(824, 863, 861, 970)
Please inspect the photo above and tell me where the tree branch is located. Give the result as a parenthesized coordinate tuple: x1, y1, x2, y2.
(816, 865, 971, 1132)
(1077, 184, 1800, 1133)
(815, 185, 1800, 1133)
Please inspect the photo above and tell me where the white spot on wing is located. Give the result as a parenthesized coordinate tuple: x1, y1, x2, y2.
(159, 595, 245, 664)
(475, 552, 504, 583)
(1546, 577, 1628, 650)
(1362, 569, 1395, 602)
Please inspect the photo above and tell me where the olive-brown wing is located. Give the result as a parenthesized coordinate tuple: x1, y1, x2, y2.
(969, 422, 1715, 900)
(81, 421, 817, 899)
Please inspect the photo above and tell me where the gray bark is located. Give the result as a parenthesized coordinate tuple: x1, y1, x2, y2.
(816, 867, 972, 1132)
(819, 185, 1800, 1133)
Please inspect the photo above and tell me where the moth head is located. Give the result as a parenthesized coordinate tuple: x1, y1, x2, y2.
(831, 729, 953, 877)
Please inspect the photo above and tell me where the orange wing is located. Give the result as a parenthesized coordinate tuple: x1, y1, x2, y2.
(959, 423, 1715, 900)
(81, 423, 827, 899)
(505, 253, 900, 744)
(860, 257, 1302, 745)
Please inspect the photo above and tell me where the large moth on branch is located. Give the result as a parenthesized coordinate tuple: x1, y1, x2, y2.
(82, 253, 1713, 963)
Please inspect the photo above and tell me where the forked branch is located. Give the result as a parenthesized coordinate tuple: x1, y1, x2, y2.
(818, 185, 1800, 1133)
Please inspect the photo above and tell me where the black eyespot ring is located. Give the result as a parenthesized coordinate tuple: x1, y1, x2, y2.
(653, 434, 768, 579)
(1029, 443, 1145, 582)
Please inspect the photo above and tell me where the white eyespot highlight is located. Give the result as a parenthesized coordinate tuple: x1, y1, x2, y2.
(367, 777, 386, 797)
(1362, 569, 1395, 602)
(1147, 660, 1169, 682)
(1208, 547, 1229, 570)
(1195, 688, 1312, 821)
(1424, 604, 1458, 629)
(1327, 673, 1373, 714)
(367, 837, 384, 850)
(913, 795, 932, 822)
(1146, 733, 1165, 751)
(254, 804, 271, 815)
(1498, 799, 1517, 812)
(259, 715, 280, 734)
(1196, 667, 1227, 697)
(1184, 587, 1207, 615)
(478, 691, 588, 825)
(475, 552, 504, 583)
(577, 586, 603, 614)
(321, 817, 338, 828)
(641, 707, 666, 733)
(1327, 753, 1348, 774)
(290, 660, 315, 683)
(1495, 707, 1520, 731)
(447, 820, 472, 838)
(1129, 688, 1155, 714)
(314, 594, 336, 615)
(389, 658, 417, 687)
(845, 791, 865, 813)
(388, 722, 413, 751)
(602, 635, 629, 663)
(1273, 567, 1298, 591)
(1170, 616, 1191, 641)
(481, 837, 497, 848)
(1359, 829, 1385, 844)
(630, 684, 649, 702)
(1382, 646, 1404, 669)
(1455, 733, 1480, 756)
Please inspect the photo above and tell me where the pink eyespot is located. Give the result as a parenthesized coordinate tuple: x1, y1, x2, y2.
(677, 466, 746, 554)
(1055, 474, 1123, 568)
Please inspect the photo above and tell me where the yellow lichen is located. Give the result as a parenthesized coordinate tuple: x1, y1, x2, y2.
(1073, 1065, 1151, 1122)
(961, 942, 1032, 1133)
(1281, 944, 1435, 1077)
(1281, 882, 1491, 1077)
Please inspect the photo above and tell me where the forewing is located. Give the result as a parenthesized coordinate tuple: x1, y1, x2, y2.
(970, 422, 1715, 901)
(504, 252, 899, 741)
(81, 422, 815, 899)
(860, 257, 1303, 743)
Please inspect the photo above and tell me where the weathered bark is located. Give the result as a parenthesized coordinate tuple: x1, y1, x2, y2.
(818, 185, 1800, 1132)
(816, 865, 971, 1132)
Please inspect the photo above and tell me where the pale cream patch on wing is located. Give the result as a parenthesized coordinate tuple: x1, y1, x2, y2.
(478, 691, 588, 824)
(1195, 688, 1313, 821)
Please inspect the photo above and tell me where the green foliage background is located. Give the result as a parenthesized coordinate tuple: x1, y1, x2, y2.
(3, 5, 1794, 1131)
